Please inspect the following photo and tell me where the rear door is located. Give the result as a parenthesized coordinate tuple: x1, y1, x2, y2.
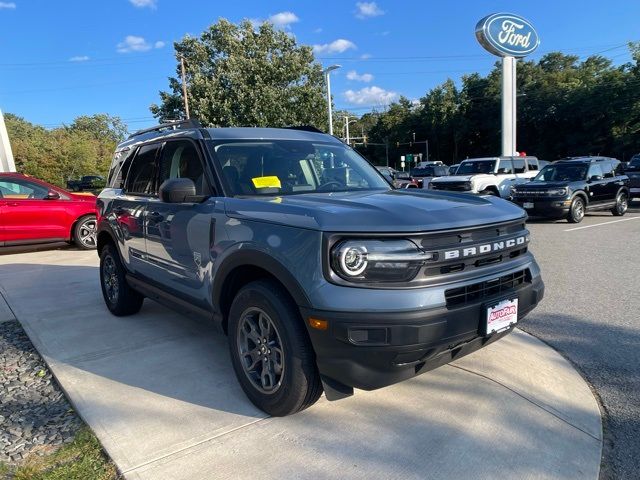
(601, 161, 624, 202)
(0, 177, 69, 244)
(144, 139, 220, 304)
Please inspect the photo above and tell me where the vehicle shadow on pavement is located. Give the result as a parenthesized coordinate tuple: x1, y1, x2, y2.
(0, 261, 604, 479)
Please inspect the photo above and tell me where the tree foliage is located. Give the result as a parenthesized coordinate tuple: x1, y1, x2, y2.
(358, 45, 640, 167)
(150, 19, 327, 128)
(4, 113, 124, 187)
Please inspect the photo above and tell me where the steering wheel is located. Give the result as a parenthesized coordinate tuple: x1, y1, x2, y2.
(317, 181, 343, 191)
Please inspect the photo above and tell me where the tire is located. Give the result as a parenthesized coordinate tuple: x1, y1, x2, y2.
(480, 188, 498, 196)
(611, 191, 628, 216)
(73, 215, 98, 250)
(567, 197, 585, 223)
(228, 280, 322, 416)
(99, 244, 144, 316)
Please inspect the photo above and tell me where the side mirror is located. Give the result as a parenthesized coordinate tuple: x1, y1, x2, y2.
(159, 178, 197, 203)
(45, 190, 61, 200)
(589, 175, 603, 182)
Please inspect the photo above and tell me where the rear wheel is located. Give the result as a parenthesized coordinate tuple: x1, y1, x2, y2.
(567, 197, 585, 223)
(99, 244, 144, 316)
(611, 191, 628, 216)
(73, 215, 97, 250)
(228, 280, 322, 416)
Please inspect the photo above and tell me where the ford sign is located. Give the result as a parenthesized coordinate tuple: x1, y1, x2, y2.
(476, 13, 539, 58)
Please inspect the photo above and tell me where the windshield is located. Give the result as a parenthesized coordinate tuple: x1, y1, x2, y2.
(456, 160, 496, 175)
(534, 164, 588, 182)
(410, 167, 435, 177)
(208, 139, 390, 196)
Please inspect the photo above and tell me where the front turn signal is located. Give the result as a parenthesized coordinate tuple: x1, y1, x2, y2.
(308, 318, 329, 331)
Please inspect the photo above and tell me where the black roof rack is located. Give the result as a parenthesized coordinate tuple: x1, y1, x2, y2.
(283, 125, 324, 134)
(128, 119, 203, 139)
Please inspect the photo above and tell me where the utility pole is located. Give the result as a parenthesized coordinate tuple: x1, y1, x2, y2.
(180, 56, 190, 120)
(345, 116, 350, 145)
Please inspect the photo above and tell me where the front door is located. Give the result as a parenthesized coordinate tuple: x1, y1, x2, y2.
(144, 139, 218, 306)
(0, 177, 68, 245)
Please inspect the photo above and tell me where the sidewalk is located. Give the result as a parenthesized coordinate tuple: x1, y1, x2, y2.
(0, 249, 602, 480)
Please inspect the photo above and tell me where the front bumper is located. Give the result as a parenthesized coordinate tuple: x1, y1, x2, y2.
(513, 198, 571, 217)
(302, 271, 544, 391)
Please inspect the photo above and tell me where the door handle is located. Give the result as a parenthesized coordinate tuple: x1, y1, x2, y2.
(147, 211, 164, 222)
(7, 202, 19, 207)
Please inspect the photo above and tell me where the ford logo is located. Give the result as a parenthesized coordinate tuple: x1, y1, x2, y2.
(476, 13, 539, 58)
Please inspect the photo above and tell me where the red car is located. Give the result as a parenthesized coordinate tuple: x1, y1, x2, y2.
(0, 173, 98, 249)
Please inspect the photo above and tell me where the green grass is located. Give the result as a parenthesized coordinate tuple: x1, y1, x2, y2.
(2, 428, 118, 480)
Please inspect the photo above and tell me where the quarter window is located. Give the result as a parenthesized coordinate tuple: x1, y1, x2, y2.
(125, 144, 160, 195)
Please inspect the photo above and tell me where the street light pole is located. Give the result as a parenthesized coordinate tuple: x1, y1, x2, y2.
(323, 64, 341, 136)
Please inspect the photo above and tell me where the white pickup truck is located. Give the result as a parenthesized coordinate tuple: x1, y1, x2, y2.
(428, 156, 540, 198)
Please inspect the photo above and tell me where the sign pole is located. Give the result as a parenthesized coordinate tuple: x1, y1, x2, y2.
(0, 109, 16, 173)
(501, 56, 517, 156)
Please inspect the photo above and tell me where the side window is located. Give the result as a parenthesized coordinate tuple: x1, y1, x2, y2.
(601, 161, 615, 178)
(0, 179, 49, 199)
(125, 144, 160, 195)
(614, 162, 625, 176)
(109, 148, 136, 189)
(157, 140, 211, 196)
(512, 158, 526, 174)
(588, 164, 604, 179)
(497, 160, 514, 174)
(526, 158, 538, 171)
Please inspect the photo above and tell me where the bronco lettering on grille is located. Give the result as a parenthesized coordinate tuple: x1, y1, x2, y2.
(443, 235, 529, 260)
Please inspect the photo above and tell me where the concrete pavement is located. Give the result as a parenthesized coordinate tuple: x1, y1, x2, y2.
(0, 248, 602, 480)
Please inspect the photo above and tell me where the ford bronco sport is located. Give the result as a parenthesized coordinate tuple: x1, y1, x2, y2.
(96, 120, 544, 416)
(429, 156, 540, 198)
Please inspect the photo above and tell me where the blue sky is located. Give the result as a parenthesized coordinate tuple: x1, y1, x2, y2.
(0, 0, 638, 131)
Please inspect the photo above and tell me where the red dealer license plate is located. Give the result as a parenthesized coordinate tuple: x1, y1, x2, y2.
(484, 298, 518, 335)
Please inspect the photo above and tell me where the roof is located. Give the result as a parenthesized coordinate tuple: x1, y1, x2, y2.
(557, 156, 618, 164)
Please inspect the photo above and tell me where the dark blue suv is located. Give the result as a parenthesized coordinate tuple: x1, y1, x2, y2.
(96, 120, 544, 416)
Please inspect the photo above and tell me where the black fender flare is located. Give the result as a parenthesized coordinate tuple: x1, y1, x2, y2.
(571, 190, 589, 205)
(212, 249, 312, 313)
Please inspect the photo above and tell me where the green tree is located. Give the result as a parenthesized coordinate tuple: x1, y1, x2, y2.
(151, 19, 327, 129)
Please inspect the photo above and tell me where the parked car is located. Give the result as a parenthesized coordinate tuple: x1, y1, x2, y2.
(415, 160, 444, 168)
(448, 164, 460, 175)
(0, 173, 97, 249)
(410, 164, 449, 189)
(429, 156, 540, 198)
(511, 157, 629, 223)
(66, 175, 105, 192)
(393, 171, 419, 188)
(624, 154, 640, 199)
(96, 120, 544, 416)
(375, 166, 396, 184)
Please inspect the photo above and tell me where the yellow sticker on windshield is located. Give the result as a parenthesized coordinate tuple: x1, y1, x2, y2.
(251, 176, 281, 189)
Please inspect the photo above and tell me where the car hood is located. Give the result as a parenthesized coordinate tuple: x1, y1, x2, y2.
(431, 174, 492, 182)
(224, 189, 525, 232)
(515, 181, 571, 189)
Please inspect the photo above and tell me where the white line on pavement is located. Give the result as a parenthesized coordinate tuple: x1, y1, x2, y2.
(564, 216, 640, 232)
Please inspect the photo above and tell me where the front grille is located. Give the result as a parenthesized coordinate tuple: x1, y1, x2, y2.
(513, 190, 548, 197)
(445, 269, 531, 308)
(431, 181, 470, 191)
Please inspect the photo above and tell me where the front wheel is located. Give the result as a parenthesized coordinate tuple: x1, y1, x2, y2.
(567, 197, 585, 223)
(73, 215, 98, 250)
(228, 280, 322, 416)
(611, 191, 628, 216)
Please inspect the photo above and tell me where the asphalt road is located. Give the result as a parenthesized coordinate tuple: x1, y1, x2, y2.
(521, 202, 640, 480)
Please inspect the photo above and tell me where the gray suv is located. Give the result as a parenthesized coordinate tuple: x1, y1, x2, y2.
(96, 120, 544, 416)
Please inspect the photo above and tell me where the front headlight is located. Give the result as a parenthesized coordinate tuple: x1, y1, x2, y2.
(331, 239, 433, 283)
(547, 188, 568, 196)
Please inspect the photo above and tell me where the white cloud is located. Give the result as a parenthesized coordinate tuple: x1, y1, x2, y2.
(268, 11, 299, 28)
(69, 56, 90, 62)
(312, 39, 357, 55)
(360, 53, 372, 60)
(314, 27, 323, 33)
(0, 2, 16, 9)
(346, 70, 373, 82)
(129, 0, 157, 8)
(117, 35, 163, 53)
(355, 2, 384, 19)
(344, 86, 398, 105)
